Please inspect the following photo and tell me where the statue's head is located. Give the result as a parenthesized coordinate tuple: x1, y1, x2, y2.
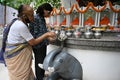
(51, 52, 71, 72)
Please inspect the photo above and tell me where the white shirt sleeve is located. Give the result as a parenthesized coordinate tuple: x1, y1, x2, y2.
(19, 23, 33, 41)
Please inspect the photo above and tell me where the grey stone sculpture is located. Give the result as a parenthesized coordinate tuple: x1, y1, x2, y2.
(39, 47, 83, 80)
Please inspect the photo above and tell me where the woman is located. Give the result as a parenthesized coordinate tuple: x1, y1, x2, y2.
(29, 3, 55, 80)
(4, 4, 56, 80)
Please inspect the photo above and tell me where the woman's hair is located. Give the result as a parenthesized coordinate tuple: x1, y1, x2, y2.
(18, 4, 24, 17)
(36, 3, 53, 16)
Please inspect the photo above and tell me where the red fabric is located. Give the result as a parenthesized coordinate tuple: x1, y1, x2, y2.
(60, 18, 66, 25)
(84, 17, 94, 26)
(71, 17, 79, 25)
(100, 16, 110, 25)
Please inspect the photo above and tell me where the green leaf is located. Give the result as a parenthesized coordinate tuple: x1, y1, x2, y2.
(1, 0, 61, 9)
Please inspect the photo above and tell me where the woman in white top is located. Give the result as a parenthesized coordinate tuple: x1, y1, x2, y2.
(4, 4, 56, 80)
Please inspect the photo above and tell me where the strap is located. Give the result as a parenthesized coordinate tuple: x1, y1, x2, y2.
(0, 18, 17, 64)
(1, 18, 18, 52)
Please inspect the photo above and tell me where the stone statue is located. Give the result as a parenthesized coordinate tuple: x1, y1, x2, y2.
(39, 48, 83, 80)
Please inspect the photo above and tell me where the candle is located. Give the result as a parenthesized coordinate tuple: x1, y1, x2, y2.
(95, 6, 99, 27)
(82, 7, 84, 27)
(112, 12, 115, 26)
(95, 12, 98, 27)
(66, 15, 70, 27)
(79, 13, 81, 27)
(115, 13, 118, 26)
(97, 12, 101, 27)
(82, 13, 84, 27)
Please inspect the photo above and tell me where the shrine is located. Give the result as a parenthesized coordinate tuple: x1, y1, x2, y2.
(47, 0, 120, 80)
